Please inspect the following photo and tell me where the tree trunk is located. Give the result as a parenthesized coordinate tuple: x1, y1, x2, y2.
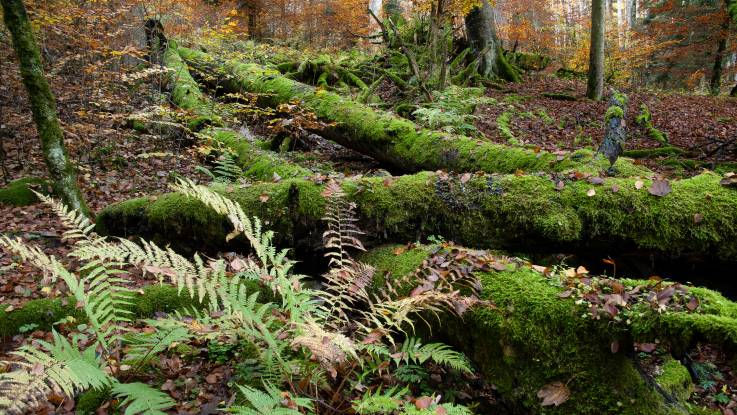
(464, 0, 521, 82)
(178, 47, 639, 176)
(97, 168, 737, 263)
(360, 245, 737, 414)
(710, 15, 730, 96)
(587, 0, 606, 100)
(0, 0, 89, 215)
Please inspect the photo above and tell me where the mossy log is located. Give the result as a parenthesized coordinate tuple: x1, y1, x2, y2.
(176, 46, 647, 177)
(360, 245, 737, 414)
(97, 170, 737, 261)
(162, 42, 223, 131)
(158, 42, 321, 181)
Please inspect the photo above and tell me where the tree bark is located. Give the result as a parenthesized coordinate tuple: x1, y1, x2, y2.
(97, 169, 737, 262)
(598, 92, 628, 168)
(0, 0, 89, 215)
(710, 14, 730, 96)
(464, 0, 521, 82)
(587, 0, 606, 100)
(177, 47, 643, 177)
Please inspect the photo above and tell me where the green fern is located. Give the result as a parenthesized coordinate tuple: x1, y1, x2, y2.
(232, 383, 312, 415)
(352, 386, 407, 414)
(111, 382, 176, 415)
(396, 338, 472, 374)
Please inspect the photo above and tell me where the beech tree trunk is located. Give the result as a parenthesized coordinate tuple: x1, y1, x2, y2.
(464, 0, 521, 82)
(587, 0, 606, 100)
(710, 15, 730, 96)
(1, 0, 89, 215)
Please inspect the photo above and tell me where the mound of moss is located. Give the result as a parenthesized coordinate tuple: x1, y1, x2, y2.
(0, 177, 48, 206)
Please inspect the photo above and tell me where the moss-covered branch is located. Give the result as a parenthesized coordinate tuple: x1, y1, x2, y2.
(360, 245, 737, 414)
(97, 170, 737, 260)
(177, 46, 647, 177)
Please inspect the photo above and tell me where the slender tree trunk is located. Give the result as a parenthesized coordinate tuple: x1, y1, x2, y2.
(587, 0, 606, 100)
(710, 15, 730, 96)
(465, 0, 521, 82)
(628, 0, 637, 27)
(1, 0, 89, 215)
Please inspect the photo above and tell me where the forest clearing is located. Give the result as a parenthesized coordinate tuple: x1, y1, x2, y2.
(3, 0, 737, 414)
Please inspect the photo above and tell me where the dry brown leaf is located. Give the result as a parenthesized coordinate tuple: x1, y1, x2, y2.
(537, 382, 570, 406)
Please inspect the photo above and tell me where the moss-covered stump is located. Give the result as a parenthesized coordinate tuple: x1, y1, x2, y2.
(162, 41, 223, 131)
(97, 170, 737, 261)
(359, 245, 737, 414)
(0, 177, 48, 206)
(177, 46, 648, 177)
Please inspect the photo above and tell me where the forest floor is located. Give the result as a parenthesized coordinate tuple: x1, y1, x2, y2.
(3, 40, 737, 412)
(475, 75, 737, 177)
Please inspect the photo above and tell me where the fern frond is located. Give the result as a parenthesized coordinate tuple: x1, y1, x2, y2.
(111, 382, 176, 415)
(0, 332, 111, 415)
(123, 326, 193, 367)
(352, 386, 408, 415)
(35, 191, 95, 244)
(232, 383, 311, 415)
(398, 338, 472, 373)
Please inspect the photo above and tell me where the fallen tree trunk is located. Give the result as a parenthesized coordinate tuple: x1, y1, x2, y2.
(176, 46, 648, 177)
(97, 170, 737, 261)
(162, 41, 223, 131)
(158, 42, 322, 181)
(360, 244, 737, 415)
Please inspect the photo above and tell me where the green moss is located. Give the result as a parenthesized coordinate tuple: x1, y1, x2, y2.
(656, 358, 693, 402)
(162, 42, 223, 131)
(0, 177, 48, 206)
(496, 110, 518, 145)
(605, 105, 625, 123)
(361, 247, 682, 414)
(636, 104, 668, 144)
(76, 387, 111, 415)
(623, 147, 684, 159)
(0, 285, 213, 338)
(99, 170, 737, 261)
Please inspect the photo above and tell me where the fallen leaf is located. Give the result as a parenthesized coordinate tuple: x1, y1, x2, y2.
(259, 193, 270, 203)
(648, 180, 672, 197)
(415, 396, 434, 409)
(694, 213, 704, 224)
(611, 184, 620, 193)
(611, 340, 619, 354)
(635, 180, 644, 190)
(460, 173, 472, 184)
(537, 382, 570, 407)
(687, 296, 699, 311)
(636, 343, 657, 353)
(586, 188, 596, 197)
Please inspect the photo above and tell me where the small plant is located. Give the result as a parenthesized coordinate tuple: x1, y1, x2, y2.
(196, 150, 242, 183)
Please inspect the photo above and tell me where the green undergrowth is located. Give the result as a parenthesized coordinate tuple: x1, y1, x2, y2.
(0, 177, 48, 206)
(360, 245, 737, 414)
(177, 46, 651, 177)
